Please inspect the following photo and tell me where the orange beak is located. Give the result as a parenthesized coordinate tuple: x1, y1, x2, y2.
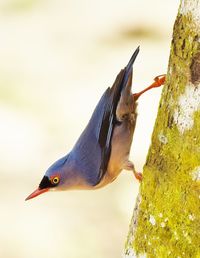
(25, 188, 49, 201)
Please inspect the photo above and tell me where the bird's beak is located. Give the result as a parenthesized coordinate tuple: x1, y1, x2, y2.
(25, 188, 49, 201)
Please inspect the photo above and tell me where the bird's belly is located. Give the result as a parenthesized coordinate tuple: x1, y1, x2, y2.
(108, 120, 134, 173)
(95, 118, 135, 189)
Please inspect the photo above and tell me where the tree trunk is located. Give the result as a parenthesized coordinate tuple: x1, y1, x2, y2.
(124, 0, 200, 257)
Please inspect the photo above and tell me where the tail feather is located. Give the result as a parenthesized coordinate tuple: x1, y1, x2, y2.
(126, 46, 140, 73)
(123, 46, 140, 88)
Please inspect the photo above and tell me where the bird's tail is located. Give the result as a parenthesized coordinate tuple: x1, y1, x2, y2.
(122, 46, 140, 89)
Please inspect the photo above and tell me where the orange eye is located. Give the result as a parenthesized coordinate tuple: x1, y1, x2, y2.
(51, 176, 60, 185)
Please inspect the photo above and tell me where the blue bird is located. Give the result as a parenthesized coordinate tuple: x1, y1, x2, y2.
(26, 47, 165, 200)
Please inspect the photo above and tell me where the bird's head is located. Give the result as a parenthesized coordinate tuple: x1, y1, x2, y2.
(25, 156, 68, 201)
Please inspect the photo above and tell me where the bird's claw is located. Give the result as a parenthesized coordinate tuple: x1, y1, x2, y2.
(153, 74, 166, 87)
(134, 172, 143, 182)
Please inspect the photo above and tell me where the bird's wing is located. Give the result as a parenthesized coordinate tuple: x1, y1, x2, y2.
(71, 47, 139, 185)
(97, 47, 140, 182)
(97, 69, 125, 180)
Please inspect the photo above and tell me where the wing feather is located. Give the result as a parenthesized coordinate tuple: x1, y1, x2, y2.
(71, 47, 139, 185)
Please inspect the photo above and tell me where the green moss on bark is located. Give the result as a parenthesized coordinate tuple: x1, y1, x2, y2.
(125, 10, 200, 258)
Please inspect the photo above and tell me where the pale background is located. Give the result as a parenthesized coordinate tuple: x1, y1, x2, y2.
(0, 1, 179, 258)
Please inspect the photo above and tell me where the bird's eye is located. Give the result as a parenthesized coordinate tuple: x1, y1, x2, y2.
(51, 176, 60, 185)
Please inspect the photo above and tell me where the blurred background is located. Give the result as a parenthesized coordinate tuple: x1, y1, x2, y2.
(0, 1, 179, 257)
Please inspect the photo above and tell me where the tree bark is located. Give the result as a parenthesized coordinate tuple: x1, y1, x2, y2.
(124, 0, 200, 257)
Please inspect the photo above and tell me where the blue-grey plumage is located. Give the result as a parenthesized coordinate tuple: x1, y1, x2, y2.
(25, 47, 165, 200)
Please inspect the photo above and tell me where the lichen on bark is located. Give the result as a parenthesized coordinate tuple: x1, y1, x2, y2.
(124, 1, 200, 257)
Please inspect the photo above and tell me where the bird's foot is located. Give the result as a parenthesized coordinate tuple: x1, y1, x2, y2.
(134, 171, 143, 182)
(153, 74, 166, 87)
(133, 74, 166, 100)
(124, 160, 142, 182)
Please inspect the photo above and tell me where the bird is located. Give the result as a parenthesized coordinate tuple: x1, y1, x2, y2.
(25, 47, 165, 201)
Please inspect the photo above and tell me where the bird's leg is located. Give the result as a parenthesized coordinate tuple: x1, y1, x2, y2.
(133, 74, 166, 100)
(123, 161, 142, 182)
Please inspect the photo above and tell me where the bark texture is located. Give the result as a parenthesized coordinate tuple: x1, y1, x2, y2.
(124, 0, 200, 257)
